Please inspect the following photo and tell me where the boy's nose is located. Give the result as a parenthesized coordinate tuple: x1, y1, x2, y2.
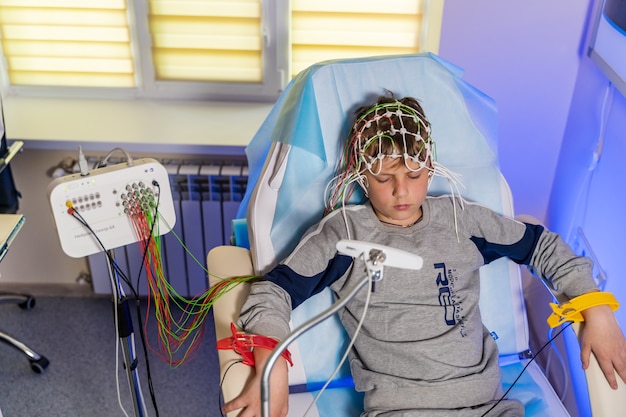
(393, 179, 409, 197)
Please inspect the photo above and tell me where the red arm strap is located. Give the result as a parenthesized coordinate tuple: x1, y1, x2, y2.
(216, 322, 293, 367)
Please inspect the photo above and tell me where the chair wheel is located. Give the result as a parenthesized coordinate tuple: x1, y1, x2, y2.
(18, 296, 36, 310)
(30, 356, 50, 374)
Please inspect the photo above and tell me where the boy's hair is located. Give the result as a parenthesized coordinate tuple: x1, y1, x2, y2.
(351, 96, 433, 170)
(325, 94, 436, 213)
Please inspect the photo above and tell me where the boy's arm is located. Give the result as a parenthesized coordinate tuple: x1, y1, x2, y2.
(222, 347, 290, 417)
(222, 278, 293, 417)
(529, 229, 626, 388)
(580, 303, 626, 390)
(515, 218, 626, 389)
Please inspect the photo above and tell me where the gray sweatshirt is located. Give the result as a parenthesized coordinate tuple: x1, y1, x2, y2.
(238, 196, 597, 415)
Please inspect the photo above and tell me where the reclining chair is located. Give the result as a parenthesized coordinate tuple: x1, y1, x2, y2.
(208, 53, 625, 417)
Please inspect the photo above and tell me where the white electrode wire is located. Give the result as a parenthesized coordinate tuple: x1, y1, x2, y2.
(341, 205, 352, 241)
(302, 263, 373, 417)
(339, 187, 358, 241)
(106, 253, 132, 417)
(430, 161, 465, 242)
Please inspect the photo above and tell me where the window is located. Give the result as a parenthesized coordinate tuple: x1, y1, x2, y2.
(290, 0, 441, 78)
(0, 0, 443, 101)
(0, 0, 134, 93)
(148, 0, 262, 83)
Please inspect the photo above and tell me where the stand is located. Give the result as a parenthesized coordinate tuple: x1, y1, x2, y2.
(107, 249, 148, 417)
(260, 240, 424, 417)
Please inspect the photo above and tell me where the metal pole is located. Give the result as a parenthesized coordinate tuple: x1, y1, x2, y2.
(260, 273, 370, 417)
(108, 249, 146, 417)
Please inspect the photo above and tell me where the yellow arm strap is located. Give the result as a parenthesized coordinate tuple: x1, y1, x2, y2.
(547, 291, 620, 328)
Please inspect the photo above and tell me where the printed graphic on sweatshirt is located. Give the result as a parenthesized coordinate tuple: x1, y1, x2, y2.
(434, 262, 467, 337)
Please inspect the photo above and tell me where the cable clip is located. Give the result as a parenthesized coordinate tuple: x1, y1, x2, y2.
(547, 291, 620, 328)
(216, 323, 293, 367)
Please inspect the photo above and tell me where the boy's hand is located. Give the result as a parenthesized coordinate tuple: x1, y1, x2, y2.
(580, 304, 626, 389)
(221, 348, 289, 417)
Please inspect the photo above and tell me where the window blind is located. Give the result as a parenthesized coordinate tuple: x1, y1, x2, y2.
(0, 0, 442, 96)
(290, 0, 435, 78)
(0, 0, 134, 88)
(148, 0, 262, 83)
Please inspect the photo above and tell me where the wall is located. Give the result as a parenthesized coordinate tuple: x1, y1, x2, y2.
(438, 0, 591, 221)
(548, 16, 626, 415)
(4, 96, 271, 151)
(0, 149, 90, 287)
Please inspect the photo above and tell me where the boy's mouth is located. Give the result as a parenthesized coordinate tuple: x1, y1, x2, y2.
(394, 204, 411, 211)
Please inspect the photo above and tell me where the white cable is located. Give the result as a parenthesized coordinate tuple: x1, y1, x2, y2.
(302, 262, 373, 417)
(588, 82, 614, 172)
(543, 326, 570, 402)
(565, 81, 614, 245)
(99, 147, 135, 168)
(106, 253, 132, 417)
(78, 145, 90, 176)
(338, 176, 364, 241)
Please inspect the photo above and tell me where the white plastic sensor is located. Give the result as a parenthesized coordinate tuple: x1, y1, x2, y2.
(336, 239, 423, 270)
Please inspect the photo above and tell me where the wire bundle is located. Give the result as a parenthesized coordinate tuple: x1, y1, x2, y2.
(324, 99, 436, 215)
(122, 181, 260, 367)
(68, 179, 259, 368)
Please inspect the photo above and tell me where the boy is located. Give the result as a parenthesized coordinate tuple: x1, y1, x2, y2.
(223, 95, 626, 417)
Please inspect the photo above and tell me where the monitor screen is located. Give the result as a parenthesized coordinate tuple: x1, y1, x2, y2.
(588, 0, 626, 97)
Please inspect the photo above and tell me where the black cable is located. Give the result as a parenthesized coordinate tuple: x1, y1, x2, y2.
(134, 181, 162, 290)
(70, 202, 161, 416)
(481, 322, 573, 416)
(70, 209, 137, 294)
(219, 360, 244, 417)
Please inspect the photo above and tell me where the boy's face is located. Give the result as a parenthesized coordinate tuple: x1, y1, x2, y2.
(363, 157, 430, 227)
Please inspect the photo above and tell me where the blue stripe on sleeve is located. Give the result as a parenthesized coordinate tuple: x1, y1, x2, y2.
(470, 223, 545, 265)
(265, 253, 353, 309)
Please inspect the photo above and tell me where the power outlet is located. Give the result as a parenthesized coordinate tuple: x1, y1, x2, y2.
(570, 227, 607, 290)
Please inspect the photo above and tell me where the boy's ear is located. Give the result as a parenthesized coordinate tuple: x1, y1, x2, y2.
(356, 174, 369, 197)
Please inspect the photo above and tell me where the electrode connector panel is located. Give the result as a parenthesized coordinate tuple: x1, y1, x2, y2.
(47, 158, 176, 258)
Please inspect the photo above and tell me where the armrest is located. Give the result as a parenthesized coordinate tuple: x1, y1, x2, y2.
(207, 245, 255, 416)
(571, 321, 626, 416)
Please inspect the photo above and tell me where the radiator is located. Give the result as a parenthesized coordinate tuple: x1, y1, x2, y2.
(88, 158, 248, 297)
